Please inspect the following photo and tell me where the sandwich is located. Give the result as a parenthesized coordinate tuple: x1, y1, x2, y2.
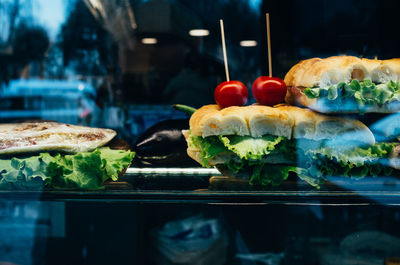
(0, 121, 135, 189)
(284, 56, 400, 113)
(184, 104, 397, 187)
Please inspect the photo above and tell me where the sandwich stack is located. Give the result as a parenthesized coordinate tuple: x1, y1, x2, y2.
(184, 56, 400, 187)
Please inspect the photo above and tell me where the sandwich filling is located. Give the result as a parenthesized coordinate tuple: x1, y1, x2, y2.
(0, 122, 135, 190)
(304, 79, 400, 108)
(187, 131, 395, 188)
(0, 147, 135, 190)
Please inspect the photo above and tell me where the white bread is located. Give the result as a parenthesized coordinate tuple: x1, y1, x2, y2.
(285, 56, 400, 88)
(246, 105, 294, 139)
(189, 104, 374, 144)
(364, 58, 400, 84)
(189, 105, 250, 137)
(284, 56, 400, 113)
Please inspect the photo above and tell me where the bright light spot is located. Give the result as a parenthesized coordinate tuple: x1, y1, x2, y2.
(78, 84, 85, 91)
(88, 0, 103, 10)
(189, 29, 210, 37)
(240, 40, 258, 47)
(141, 38, 158, 44)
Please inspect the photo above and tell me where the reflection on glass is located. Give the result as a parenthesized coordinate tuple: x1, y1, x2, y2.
(0, 1, 400, 189)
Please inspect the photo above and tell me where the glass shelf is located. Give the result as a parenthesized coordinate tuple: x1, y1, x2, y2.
(0, 168, 399, 205)
(1, 189, 400, 205)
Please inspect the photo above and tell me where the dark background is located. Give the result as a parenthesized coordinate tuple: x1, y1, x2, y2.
(1, 2, 400, 265)
(2, 0, 400, 106)
(1, 0, 400, 146)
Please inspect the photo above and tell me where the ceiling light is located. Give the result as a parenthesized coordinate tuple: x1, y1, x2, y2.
(141, 38, 158, 44)
(189, 29, 210, 37)
(240, 40, 257, 47)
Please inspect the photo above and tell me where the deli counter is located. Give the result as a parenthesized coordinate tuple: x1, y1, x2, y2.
(1, 0, 400, 264)
(1, 165, 400, 265)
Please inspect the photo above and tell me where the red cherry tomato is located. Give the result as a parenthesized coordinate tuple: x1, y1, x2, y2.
(214, 81, 248, 108)
(252, 76, 287, 106)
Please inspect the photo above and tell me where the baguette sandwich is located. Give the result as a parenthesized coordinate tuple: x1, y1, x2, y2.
(285, 56, 400, 113)
(184, 104, 397, 187)
(0, 121, 135, 189)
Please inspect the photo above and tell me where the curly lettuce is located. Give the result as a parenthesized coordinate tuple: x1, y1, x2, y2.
(188, 134, 227, 167)
(188, 131, 396, 188)
(307, 142, 395, 179)
(220, 160, 324, 188)
(218, 135, 286, 160)
(0, 147, 135, 190)
(304, 80, 400, 106)
(188, 133, 296, 166)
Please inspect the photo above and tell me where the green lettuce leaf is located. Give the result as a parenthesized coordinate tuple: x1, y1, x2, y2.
(304, 87, 320, 98)
(99, 147, 136, 181)
(188, 132, 297, 167)
(48, 150, 106, 189)
(188, 134, 227, 167)
(0, 147, 135, 190)
(252, 164, 324, 188)
(188, 131, 396, 189)
(0, 155, 52, 189)
(304, 80, 400, 106)
(307, 143, 395, 178)
(253, 165, 295, 187)
(221, 158, 324, 188)
(220, 159, 296, 187)
(49, 147, 135, 189)
(219, 135, 285, 160)
(328, 85, 339, 100)
(295, 166, 325, 188)
(225, 159, 246, 174)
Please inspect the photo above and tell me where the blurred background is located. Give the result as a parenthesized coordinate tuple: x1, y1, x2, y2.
(2, 2, 400, 265)
(1, 0, 400, 144)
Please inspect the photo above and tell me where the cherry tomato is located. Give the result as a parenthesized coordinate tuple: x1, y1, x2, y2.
(214, 81, 248, 108)
(252, 76, 287, 106)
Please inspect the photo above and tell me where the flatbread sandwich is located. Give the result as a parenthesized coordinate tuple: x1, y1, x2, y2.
(0, 121, 135, 189)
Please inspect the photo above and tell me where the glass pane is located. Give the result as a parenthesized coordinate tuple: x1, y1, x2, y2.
(1, 1, 400, 264)
(0, 0, 400, 194)
(0, 201, 399, 264)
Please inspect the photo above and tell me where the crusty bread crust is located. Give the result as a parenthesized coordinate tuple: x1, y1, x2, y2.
(284, 56, 400, 113)
(285, 85, 317, 108)
(284, 56, 400, 87)
(182, 130, 203, 165)
(186, 148, 203, 166)
(189, 104, 374, 145)
(189, 105, 250, 137)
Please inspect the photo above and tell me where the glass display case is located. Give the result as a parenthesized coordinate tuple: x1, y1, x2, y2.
(1, 169, 400, 265)
(1, 0, 400, 264)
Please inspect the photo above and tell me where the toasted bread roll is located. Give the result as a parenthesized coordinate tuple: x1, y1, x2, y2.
(365, 58, 400, 83)
(285, 56, 364, 88)
(246, 105, 294, 138)
(189, 105, 250, 137)
(188, 104, 374, 145)
(186, 147, 203, 165)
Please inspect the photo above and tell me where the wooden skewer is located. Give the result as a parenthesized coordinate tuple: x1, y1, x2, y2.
(220, 19, 230, 81)
(266, 13, 272, 77)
